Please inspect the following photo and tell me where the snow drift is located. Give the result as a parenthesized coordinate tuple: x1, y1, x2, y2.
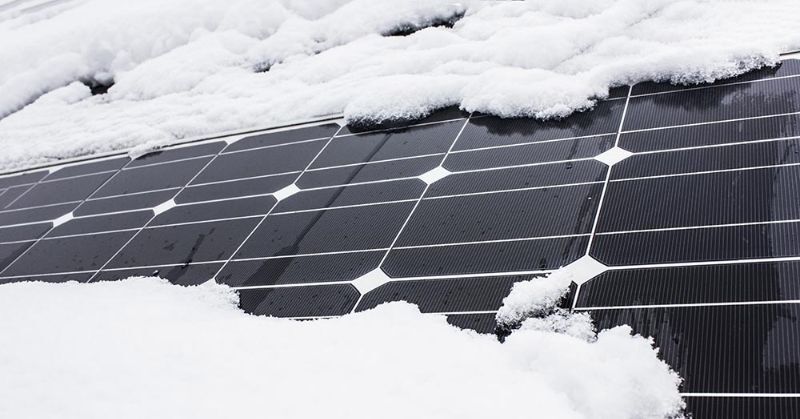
(0, 277, 684, 419)
(1, 0, 799, 170)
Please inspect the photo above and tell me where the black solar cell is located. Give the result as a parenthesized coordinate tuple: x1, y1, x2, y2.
(224, 124, 339, 152)
(383, 237, 588, 277)
(427, 160, 606, 197)
(10, 171, 114, 209)
(356, 275, 528, 313)
(310, 121, 461, 168)
(443, 135, 614, 171)
(577, 262, 800, 307)
(217, 252, 383, 287)
(273, 179, 424, 213)
(105, 218, 261, 269)
(0, 223, 50, 242)
(598, 166, 800, 231)
(238, 284, 360, 317)
(589, 304, 800, 393)
(611, 138, 800, 179)
(297, 155, 441, 188)
(684, 397, 800, 419)
(234, 202, 415, 259)
(3, 231, 136, 276)
(591, 222, 800, 266)
(176, 173, 296, 203)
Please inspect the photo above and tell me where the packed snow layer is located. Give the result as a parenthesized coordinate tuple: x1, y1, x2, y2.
(1, 0, 799, 170)
(0, 277, 683, 419)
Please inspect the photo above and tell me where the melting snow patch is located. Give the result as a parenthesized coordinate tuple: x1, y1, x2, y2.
(0, 277, 684, 419)
(496, 256, 606, 329)
(1, 0, 799, 170)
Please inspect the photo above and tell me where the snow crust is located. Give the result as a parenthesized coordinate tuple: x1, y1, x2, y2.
(1, 0, 800, 170)
(0, 277, 684, 419)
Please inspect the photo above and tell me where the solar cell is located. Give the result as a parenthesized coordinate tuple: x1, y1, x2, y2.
(297, 155, 441, 188)
(382, 237, 588, 277)
(577, 262, 800, 307)
(1, 57, 800, 419)
(238, 284, 360, 317)
(175, 172, 296, 204)
(684, 397, 800, 419)
(127, 141, 225, 167)
(623, 76, 800, 130)
(75, 189, 178, 216)
(193, 139, 325, 184)
(309, 121, 462, 168)
(0, 202, 77, 225)
(93, 156, 211, 197)
(443, 134, 614, 171)
(0, 222, 50, 242)
(355, 275, 529, 313)
(104, 218, 261, 269)
(426, 160, 606, 197)
(590, 304, 800, 393)
(95, 263, 223, 286)
(217, 251, 384, 287)
(591, 222, 800, 266)
(10, 171, 115, 209)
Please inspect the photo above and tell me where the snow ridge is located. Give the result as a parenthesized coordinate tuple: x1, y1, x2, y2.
(0, 277, 685, 419)
(1, 0, 799, 170)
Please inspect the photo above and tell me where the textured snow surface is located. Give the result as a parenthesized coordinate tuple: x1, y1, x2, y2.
(0, 277, 684, 419)
(1, 0, 800, 170)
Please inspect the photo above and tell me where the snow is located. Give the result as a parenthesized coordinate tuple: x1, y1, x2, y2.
(496, 256, 606, 328)
(1, 0, 800, 170)
(0, 277, 685, 419)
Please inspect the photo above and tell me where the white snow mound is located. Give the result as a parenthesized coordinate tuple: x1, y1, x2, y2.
(1, 0, 799, 169)
(0, 277, 684, 419)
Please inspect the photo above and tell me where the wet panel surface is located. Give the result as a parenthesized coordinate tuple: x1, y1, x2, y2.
(2, 231, 136, 276)
(238, 284, 360, 317)
(105, 218, 260, 268)
(217, 251, 384, 287)
(234, 202, 415, 259)
(578, 262, 800, 307)
(589, 304, 800, 393)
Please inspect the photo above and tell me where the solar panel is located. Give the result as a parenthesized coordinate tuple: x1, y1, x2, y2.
(1, 59, 800, 418)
